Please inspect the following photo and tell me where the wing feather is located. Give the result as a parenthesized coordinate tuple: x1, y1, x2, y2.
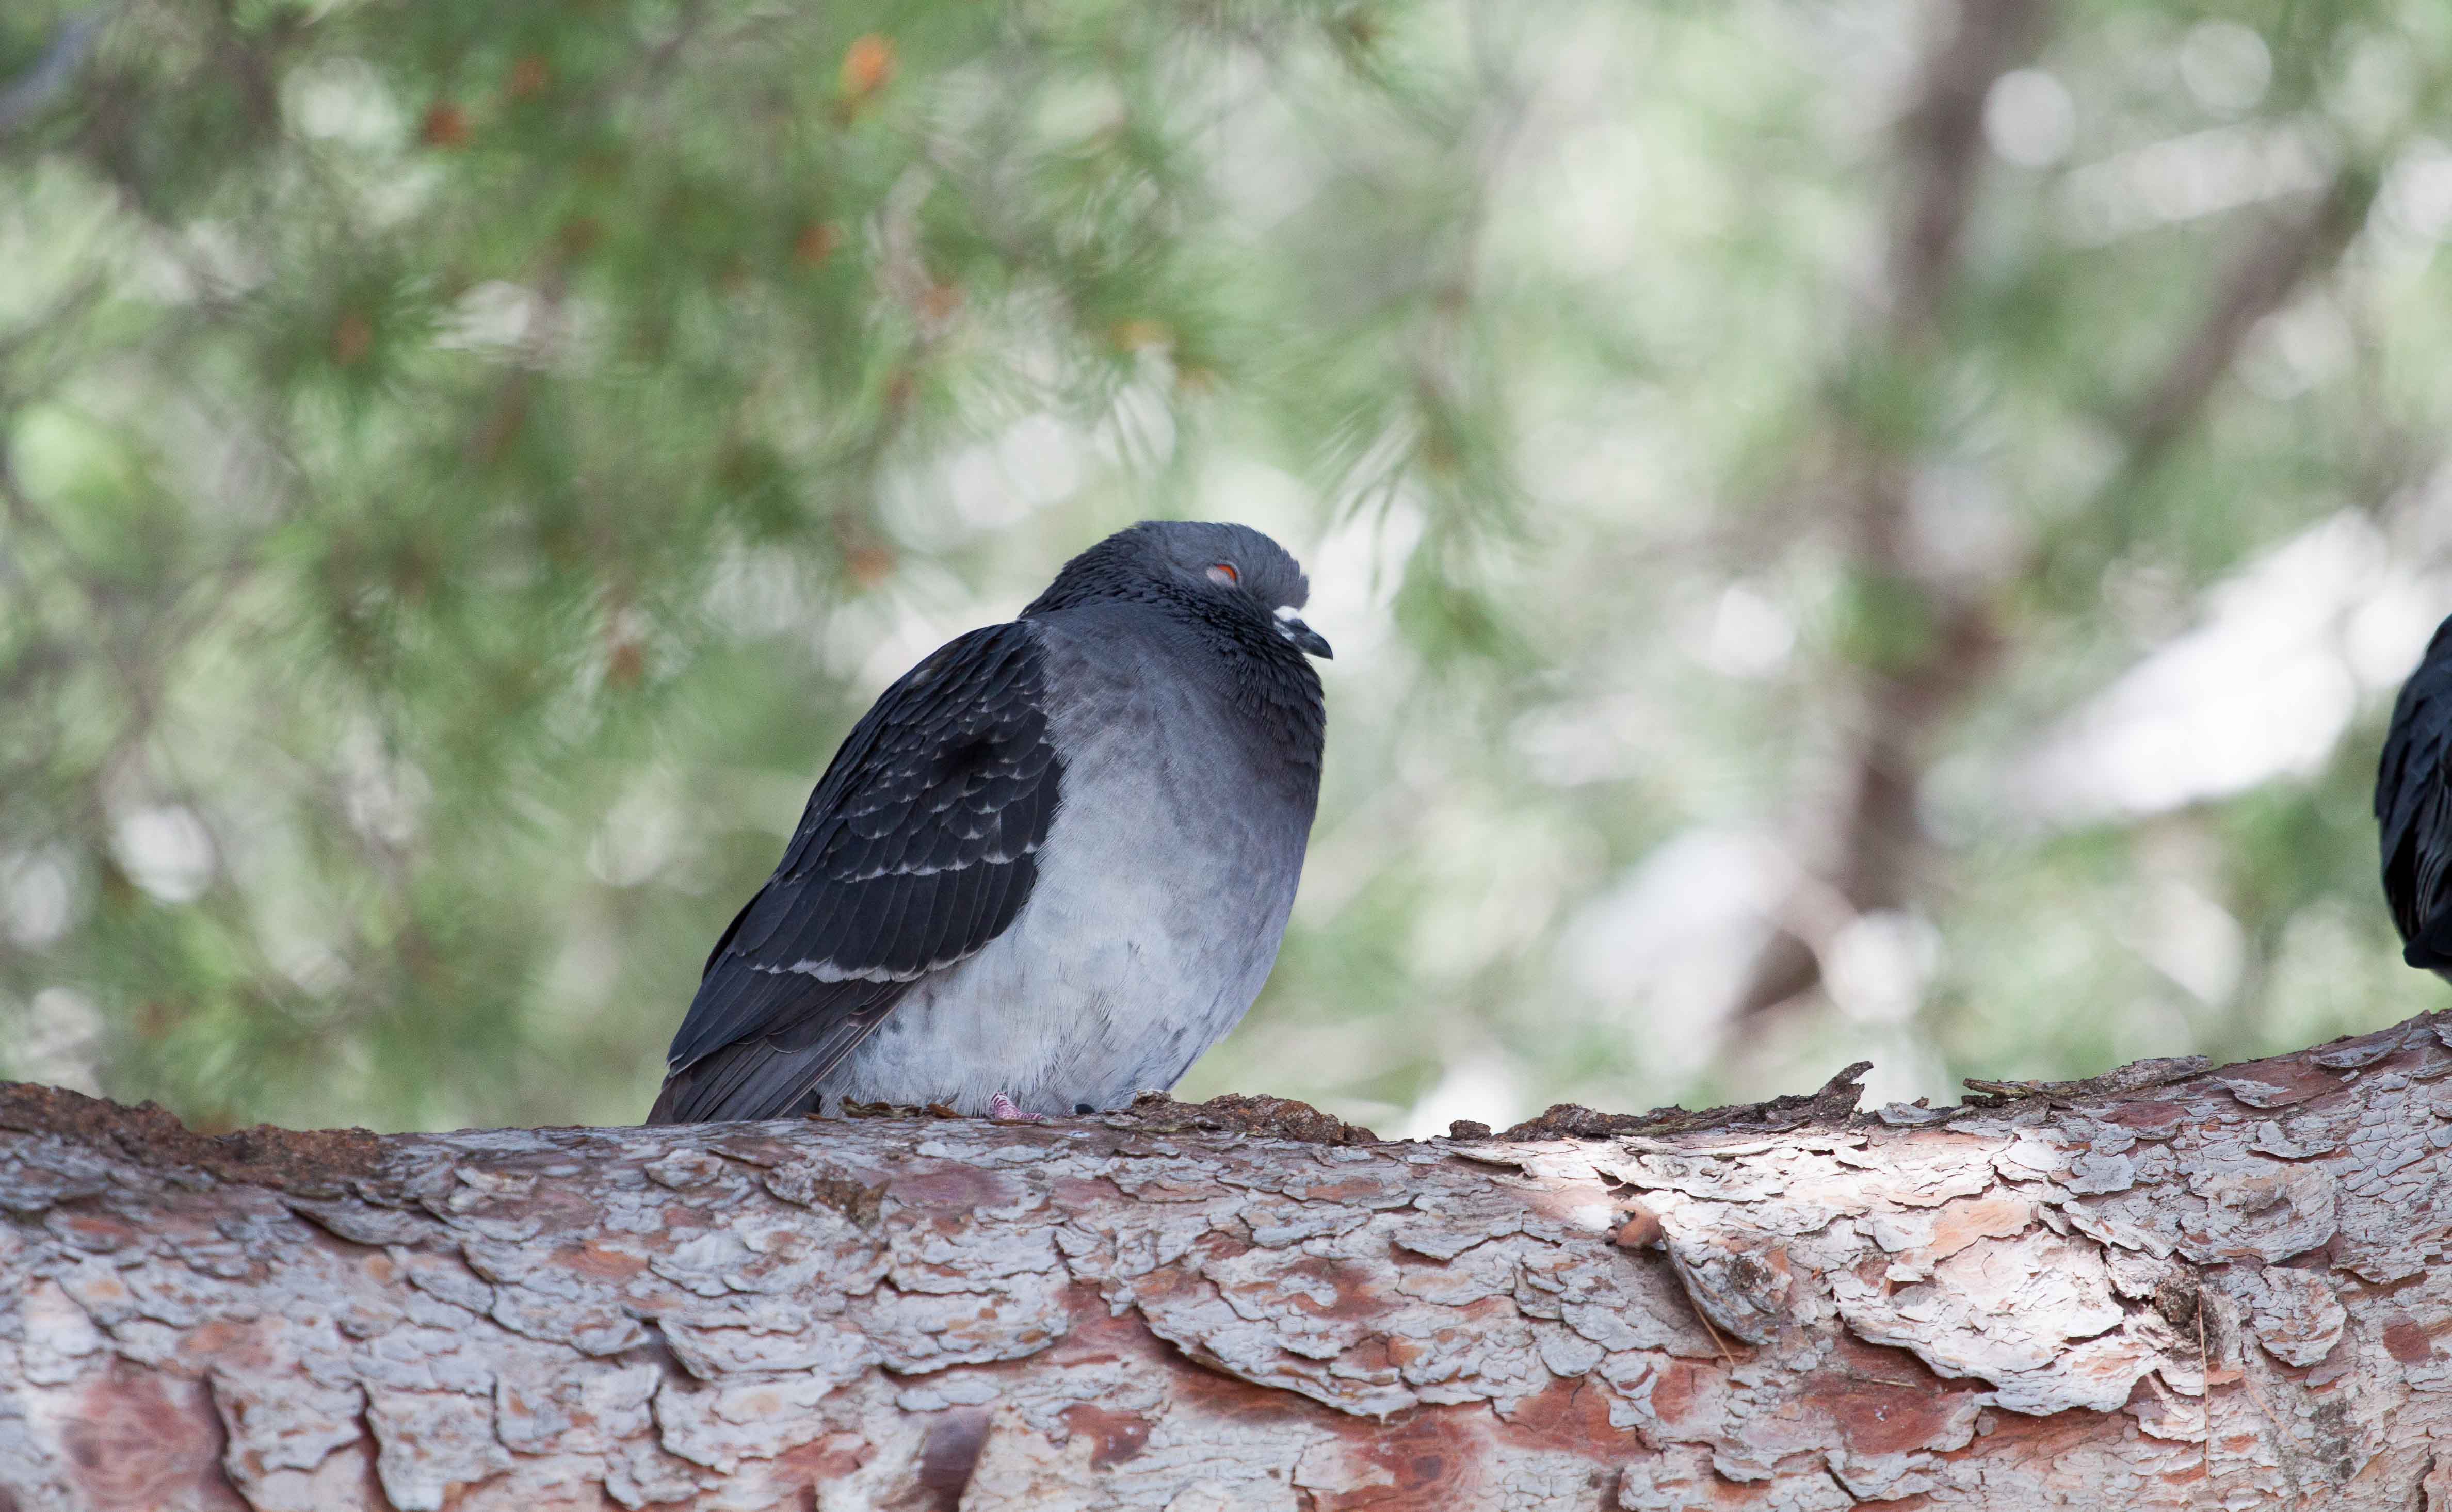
(648, 622, 1062, 1123)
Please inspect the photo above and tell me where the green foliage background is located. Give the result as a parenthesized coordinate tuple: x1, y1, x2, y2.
(2, 0, 2448, 1134)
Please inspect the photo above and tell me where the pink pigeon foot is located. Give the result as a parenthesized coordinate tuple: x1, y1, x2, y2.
(988, 1092, 1049, 1123)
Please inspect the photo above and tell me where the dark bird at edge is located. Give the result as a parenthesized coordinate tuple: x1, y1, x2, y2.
(2380, 612, 2452, 976)
(646, 520, 1332, 1124)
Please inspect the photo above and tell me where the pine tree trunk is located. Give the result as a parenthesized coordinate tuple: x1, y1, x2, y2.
(6, 1014, 2451, 1510)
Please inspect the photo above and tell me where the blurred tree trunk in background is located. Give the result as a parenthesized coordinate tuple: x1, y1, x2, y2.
(5, 1013, 2452, 1509)
(1731, 0, 2062, 1022)
(1730, 0, 2381, 1029)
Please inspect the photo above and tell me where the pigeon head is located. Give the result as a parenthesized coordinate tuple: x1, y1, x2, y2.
(1025, 520, 1333, 660)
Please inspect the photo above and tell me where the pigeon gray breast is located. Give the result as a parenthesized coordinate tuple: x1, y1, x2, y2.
(2380, 612, 2452, 976)
(647, 519, 1332, 1123)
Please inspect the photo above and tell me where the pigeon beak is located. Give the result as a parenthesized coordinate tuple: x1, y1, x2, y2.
(1275, 609, 1333, 659)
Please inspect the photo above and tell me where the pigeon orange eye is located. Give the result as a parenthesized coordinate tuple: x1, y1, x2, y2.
(1207, 563, 1239, 587)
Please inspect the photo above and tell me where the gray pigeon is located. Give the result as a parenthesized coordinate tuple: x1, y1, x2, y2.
(2380, 612, 2452, 974)
(647, 520, 1331, 1123)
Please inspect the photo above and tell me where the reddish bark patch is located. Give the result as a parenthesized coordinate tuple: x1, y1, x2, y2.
(1173, 1368, 1320, 1432)
(0, 1082, 384, 1194)
(1647, 1357, 1717, 1429)
(1085, 1313, 1328, 1432)
(1295, 1176, 1412, 1206)
(1060, 1405, 1152, 1469)
(2105, 1101, 2188, 1140)
(1934, 1401, 2115, 1471)
(1280, 1255, 1396, 1323)
(181, 1316, 259, 1361)
(2216, 1060, 2341, 1110)
(2383, 1315, 2435, 1365)
(1492, 1375, 1643, 1456)
(1048, 1174, 1130, 1209)
(1614, 1205, 1664, 1250)
(560, 1238, 649, 1282)
(1922, 1192, 2032, 1261)
(46, 1210, 142, 1253)
(1342, 1409, 1483, 1509)
(1039, 1286, 1173, 1368)
(1333, 1336, 1401, 1383)
(891, 1162, 1014, 1214)
(1806, 1368, 1973, 1458)
(1828, 1331, 1957, 1387)
(777, 1430, 873, 1484)
(64, 1367, 246, 1512)
(703, 1133, 795, 1168)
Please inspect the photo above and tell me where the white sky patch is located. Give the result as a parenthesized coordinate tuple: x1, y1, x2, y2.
(269, 934, 352, 997)
(1985, 69, 2076, 169)
(12, 987, 103, 1094)
(438, 281, 548, 351)
(2349, 573, 2449, 690)
(111, 804, 216, 904)
(2056, 123, 2330, 246)
(852, 611, 954, 696)
(1298, 494, 1425, 672)
(1559, 826, 1783, 1079)
(949, 414, 1085, 530)
(1534, 120, 1654, 280)
(1823, 909, 1941, 1026)
(1201, 457, 1313, 544)
(589, 779, 686, 888)
(705, 544, 814, 639)
(837, 576, 975, 696)
(1092, 378, 1178, 476)
(1511, 695, 1644, 788)
(1398, 1053, 1526, 1141)
(947, 447, 1023, 531)
(2122, 879, 2247, 1004)
(340, 721, 431, 849)
(2239, 295, 2353, 402)
(1839, 1026, 1958, 1111)
(2177, 22, 2272, 117)
(282, 56, 406, 150)
(2380, 138, 2452, 246)
(433, 282, 598, 369)
(2014, 511, 2446, 823)
(1911, 461, 2028, 586)
(1676, 581, 1797, 679)
(0, 850, 74, 948)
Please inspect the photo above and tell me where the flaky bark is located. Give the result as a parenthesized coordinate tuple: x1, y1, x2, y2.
(7, 1016, 2452, 1510)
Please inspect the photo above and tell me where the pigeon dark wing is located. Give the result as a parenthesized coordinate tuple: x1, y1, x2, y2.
(2380, 615, 2452, 968)
(648, 622, 1061, 1122)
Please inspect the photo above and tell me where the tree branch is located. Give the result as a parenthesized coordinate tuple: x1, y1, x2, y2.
(3, 1016, 2451, 1507)
(1886, 0, 2056, 347)
(1731, 9, 2372, 1027)
(2115, 171, 2372, 482)
(1730, 0, 2053, 1023)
